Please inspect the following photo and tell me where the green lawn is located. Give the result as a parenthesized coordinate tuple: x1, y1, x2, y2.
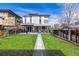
(42, 34, 79, 56)
(0, 34, 37, 50)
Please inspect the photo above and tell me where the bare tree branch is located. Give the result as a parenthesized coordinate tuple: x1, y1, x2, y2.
(59, 3, 78, 28)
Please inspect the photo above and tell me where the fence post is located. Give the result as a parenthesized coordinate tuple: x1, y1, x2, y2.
(58, 30, 60, 37)
(66, 30, 68, 40)
(63, 31, 64, 38)
(60, 30, 61, 37)
(75, 29, 77, 43)
(68, 29, 71, 41)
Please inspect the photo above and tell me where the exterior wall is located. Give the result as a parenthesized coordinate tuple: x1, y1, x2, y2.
(25, 16, 30, 24)
(15, 18, 22, 30)
(7, 13, 16, 26)
(22, 17, 25, 24)
(3, 17, 15, 26)
(9, 14, 22, 30)
(0, 11, 21, 31)
(41, 16, 48, 24)
(0, 12, 8, 18)
(23, 15, 49, 24)
(22, 16, 30, 24)
(0, 18, 3, 25)
(0, 12, 16, 26)
(31, 16, 40, 24)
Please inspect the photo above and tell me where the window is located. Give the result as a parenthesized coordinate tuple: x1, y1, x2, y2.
(42, 26, 45, 29)
(40, 19, 41, 24)
(44, 20, 48, 23)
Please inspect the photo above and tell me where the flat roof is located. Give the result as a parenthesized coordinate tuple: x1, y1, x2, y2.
(0, 9, 21, 18)
(29, 13, 50, 17)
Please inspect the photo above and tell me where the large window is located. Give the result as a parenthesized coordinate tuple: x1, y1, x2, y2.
(44, 20, 48, 23)
(42, 26, 45, 29)
(40, 19, 41, 24)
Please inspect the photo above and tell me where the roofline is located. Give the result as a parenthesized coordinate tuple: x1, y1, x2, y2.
(29, 13, 50, 17)
(0, 9, 21, 18)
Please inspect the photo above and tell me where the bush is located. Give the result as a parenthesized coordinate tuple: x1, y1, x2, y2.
(0, 31, 4, 36)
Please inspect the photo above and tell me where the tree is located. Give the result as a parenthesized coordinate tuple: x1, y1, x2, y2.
(59, 3, 78, 41)
(60, 3, 78, 27)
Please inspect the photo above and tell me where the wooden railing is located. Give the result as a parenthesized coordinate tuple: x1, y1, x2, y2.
(53, 29, 79, 43)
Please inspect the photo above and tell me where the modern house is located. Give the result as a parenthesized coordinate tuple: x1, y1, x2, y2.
(21, 14, 50, 33)
(0, 9, 22, 33)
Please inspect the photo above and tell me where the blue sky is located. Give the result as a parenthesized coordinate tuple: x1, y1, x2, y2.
(0, 3, 64, 23)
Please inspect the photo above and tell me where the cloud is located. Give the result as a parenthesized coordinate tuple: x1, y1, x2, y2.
(12, 7, 60, 24)
(13, 8, 52, 16)
(14, 8, 51, 16)
(17, 8, 39, 13)
(49, 14, 60, 24)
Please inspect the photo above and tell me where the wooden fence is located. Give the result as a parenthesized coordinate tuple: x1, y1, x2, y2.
(53, 29, 79, 43)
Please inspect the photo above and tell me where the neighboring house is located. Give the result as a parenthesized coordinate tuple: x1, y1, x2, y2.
(0, 17, 4, 30)
(0, 9, 22, 33)
(21, 14, 50, 33)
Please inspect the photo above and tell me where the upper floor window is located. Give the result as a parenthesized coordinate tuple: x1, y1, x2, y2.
(44, 20, 48, 23)
(40, 19, 41, 24)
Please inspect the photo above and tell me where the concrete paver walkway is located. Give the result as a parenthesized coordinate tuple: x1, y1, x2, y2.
(33, 33, 46, 56)
(34, 33, 45, 49)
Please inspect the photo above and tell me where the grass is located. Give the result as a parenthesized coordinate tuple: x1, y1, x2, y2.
(0, 34, 37, 50)
(42, 34, 79, 56)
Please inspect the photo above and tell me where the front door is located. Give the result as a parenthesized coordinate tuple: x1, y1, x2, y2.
(27, 27, 32, 32)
